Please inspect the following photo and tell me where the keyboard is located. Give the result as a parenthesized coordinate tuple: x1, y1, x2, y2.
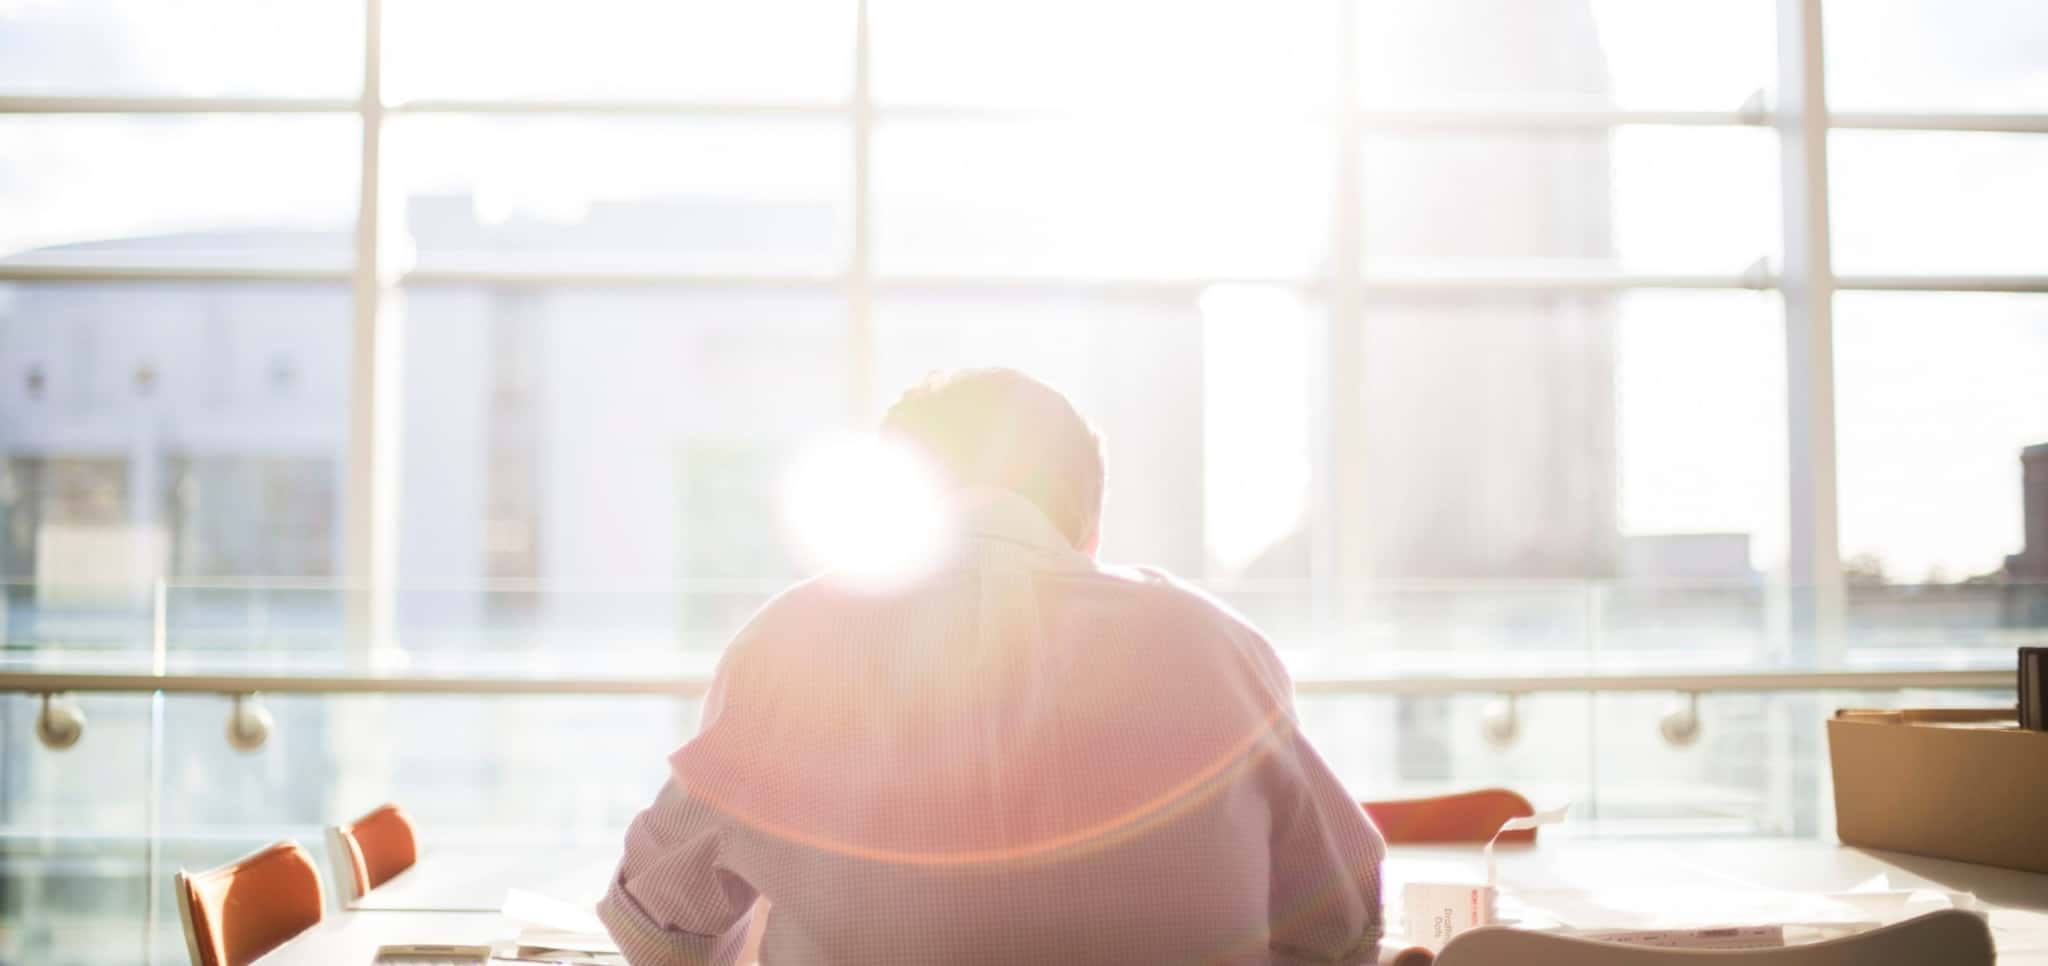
(372, 944, 492, 964)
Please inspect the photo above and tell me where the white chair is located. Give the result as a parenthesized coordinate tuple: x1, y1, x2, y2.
(1433, 909, 1992, 966)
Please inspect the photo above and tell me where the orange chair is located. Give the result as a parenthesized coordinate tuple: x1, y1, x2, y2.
(175, 841, 326, 966)
(325, 802, 420, 903)
(1362, 788, 1537, 845)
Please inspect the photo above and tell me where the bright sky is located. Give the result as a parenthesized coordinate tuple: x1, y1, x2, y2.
(1201, 286, 1315, 571)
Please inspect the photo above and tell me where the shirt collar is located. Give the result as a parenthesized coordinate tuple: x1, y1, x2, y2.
(953, 487, 1089, 571)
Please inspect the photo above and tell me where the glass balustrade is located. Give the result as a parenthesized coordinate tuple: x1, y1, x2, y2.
(0, 577, 2039, 963)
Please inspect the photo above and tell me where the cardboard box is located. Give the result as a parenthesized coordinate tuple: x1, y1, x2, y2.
(1828, 708, 2048, 873)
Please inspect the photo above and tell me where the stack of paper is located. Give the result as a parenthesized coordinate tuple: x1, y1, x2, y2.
(1512, 877, 1984, 947)
(503, 889, 625, 965)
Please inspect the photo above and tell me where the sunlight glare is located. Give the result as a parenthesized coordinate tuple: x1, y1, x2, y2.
(1200, 285, 1313, 573)
(781, 433, 954, 589)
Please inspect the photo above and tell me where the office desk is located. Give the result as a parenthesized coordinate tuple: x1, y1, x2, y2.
(348, 847, 614, 912)
(256, 909, 510, 966)
(260, 848, 615, 964)
(262, 837, 2048, 964)
(1399, 838, 2048, 963)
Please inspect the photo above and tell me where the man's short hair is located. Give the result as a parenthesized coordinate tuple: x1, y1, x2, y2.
(881, 368, 1105, 547)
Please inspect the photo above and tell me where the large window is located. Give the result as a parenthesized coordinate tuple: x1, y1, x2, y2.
(4, 3, 2046, 959)
(3, 0, 2044, 622)
(1834, 292, 2048, 582)
(2, 0, 2043, 617)
(0, 283, 351, 588)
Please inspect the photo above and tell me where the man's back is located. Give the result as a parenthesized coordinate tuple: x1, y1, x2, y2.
(600, 493, 1385, 965)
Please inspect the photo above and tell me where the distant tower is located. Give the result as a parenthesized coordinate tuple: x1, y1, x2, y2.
(2006, 443, 2048, 580)
(1356, 0, 1619, 580)
(2004, 443, 2048, 629)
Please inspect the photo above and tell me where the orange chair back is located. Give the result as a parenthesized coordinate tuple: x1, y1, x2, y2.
(175, 841, 325, 966)
(335, 802, 420, 897)
(1362, 788, 1537, 845)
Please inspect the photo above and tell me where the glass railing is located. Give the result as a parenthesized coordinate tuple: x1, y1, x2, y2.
(0, 577, 2039, 964)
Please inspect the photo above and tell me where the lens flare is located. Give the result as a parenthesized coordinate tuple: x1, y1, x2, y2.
(780, 433, 953, 590)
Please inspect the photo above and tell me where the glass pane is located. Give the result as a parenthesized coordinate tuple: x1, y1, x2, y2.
(397, 286, 848, 596)
(876, 121, 1330, 277)
(0, 116, 358, 269)
(384, 0, 852, 103)
(1357, 296, 1616, 578)
(1355, 291, 1784, 580)
(1300, 691, 1590, 808)
(1599, 583, 1777, 666)
(0, 0, 361, 96)
(871, 0, 1338, 107)
(1591, 691, 1790, 832)
(1826, 0, 2048, 112)
(147, 583, 785, 677)
(1615, 292, 1787, 577)
(1335, 584, 1594, 674)
(1359, 0, 1775, 109)
(0, 282, 352, 596)
(0, 578, 154, 667)
(1364, 127, 1778, 272)
(161, 584, 354, 672)
(874, 290, 1319, 598)
(1, 692, 155, 964)
(156, 693, 691, 839)
(385, 117, 849, 274)
(1844, 582, 2048, 659)
(1830, 131, 2048, 276)
(1834, 292, 2048, 584)
(138, 689, 703, 957)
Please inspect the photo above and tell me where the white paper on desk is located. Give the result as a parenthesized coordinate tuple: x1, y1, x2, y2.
(1516, 885, 1884, 935)
(504, 888, 619, 956)
(505, 889, 605, 934)
(1834, 873, 1985, 922)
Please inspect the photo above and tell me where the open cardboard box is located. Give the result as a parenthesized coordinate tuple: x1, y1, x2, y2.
(1828, 708, 2048, 873)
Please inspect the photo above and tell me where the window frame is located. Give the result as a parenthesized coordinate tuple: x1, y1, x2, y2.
(1, 0, 2045, 650)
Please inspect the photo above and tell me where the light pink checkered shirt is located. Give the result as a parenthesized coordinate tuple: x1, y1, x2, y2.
(600, 493, 1385, 964)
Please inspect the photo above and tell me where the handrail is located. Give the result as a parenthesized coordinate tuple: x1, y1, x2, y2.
(0, 671, 710, 697)
(0, 667, 2010, 698)
(7, 95, 2045, 134)
(1293, 668, 2012, 695)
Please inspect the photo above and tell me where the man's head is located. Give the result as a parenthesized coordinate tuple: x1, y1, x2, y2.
(882, 368, 1105, 552)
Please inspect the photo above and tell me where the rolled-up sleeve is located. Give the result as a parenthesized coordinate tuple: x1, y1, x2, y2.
(598, 777, 758, 966)
(1263, 722, 1386, 964)
(1235, 629, 1384, 965)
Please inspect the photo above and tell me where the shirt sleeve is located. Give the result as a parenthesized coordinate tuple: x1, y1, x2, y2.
(600, 597, 787, 966)
(1247, 637, 1386, 965)
(597, 776, 759, 966)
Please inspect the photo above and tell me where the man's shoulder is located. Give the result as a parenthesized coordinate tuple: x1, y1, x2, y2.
(741, 565, 1264, 641)
(1065, 563, 1270, 645)
(731, 572, 884, 638)
(725, 570, 970, 650)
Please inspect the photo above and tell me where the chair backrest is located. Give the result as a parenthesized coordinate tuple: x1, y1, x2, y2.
(328, 802, 419, 901)
(1434, 909, 1994, 966)
(1362, 788, 1536, 844)
(174, 841, 325, 966)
